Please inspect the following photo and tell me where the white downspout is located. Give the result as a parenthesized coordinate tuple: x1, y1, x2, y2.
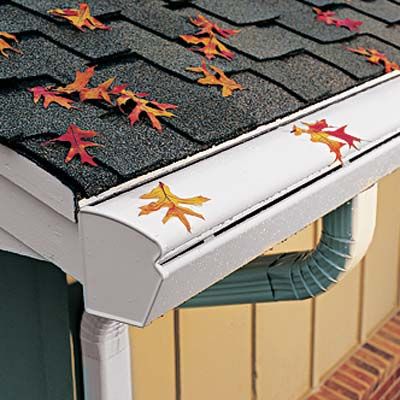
(80, 312, 133, 400)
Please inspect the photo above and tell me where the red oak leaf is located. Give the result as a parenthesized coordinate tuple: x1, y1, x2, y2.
(189, 15, 240, 38)
(348, 47, 400, 73)
(80, 77, 115, 104)
(48, 3, 111, 32)
(28, 86, 77, 110)
(42, 124, 102, 166)
(116, 90, 177, 132)
(0, 31, 23, 58)
(292, 119, 363, 164)
(313, 7, 363, 31)
(57, 66, 96, 94)
(187, 59, 243, 97)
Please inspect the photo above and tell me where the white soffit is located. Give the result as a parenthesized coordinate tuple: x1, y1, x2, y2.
(79, 72, 400, 326)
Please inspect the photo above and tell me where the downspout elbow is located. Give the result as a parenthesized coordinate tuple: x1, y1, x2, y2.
(182, 184, 377, 308)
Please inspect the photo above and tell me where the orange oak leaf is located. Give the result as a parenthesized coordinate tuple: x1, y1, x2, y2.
(313, 8, 363, 31)
(79, 77, 115, 104)
(57, 65, 96, 94)
(348, 47, 400, 73)
(187, 59, 243, 97)
(48, 3, 111, 32)
(0, 31, 22, 58)
(115, 90, 177, 132)
(188, 15, 240, 38)
(28, 86, 77, 110)
(180, 33, 235, 60)
(139, 182, 210, 232)
(42, 124, 102, 166)
(292, 119, 363, 164)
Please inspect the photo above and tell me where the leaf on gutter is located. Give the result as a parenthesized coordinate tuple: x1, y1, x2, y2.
(114, 88, 177, 132)
(28, 86, 78, 110)
(187, 59, 243, 97)
(42, 124, 102, 166)
(180, 14, 238, 60)
(313, 8, 363, 31)
(291, 119, 363, 164)
(48, 3, 111, 32)
(0, 31, 22, 59)
(348, 47, 400, 73)
(139, 182, 210, 233)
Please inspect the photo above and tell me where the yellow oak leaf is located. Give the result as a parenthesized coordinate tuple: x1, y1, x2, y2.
(139, 182, 210, 232)
(0, 31, 22, 59)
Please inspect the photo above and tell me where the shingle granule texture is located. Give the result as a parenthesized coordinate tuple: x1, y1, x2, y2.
(1, 0, 399, 200)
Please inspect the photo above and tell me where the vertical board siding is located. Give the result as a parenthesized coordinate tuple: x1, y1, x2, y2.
(362, 170, 400, 337)
(130, 311, 176, 400)
(179, 305, 252, 400)
(256, 224, 316, 400)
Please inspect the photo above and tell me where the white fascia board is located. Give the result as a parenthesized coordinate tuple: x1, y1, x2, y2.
(79, 72, 400, 326)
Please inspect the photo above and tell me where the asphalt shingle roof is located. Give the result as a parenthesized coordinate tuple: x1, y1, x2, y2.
(0, 0, 399, 199)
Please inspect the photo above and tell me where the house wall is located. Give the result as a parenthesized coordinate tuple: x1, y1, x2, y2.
(129, 169, 400, 400)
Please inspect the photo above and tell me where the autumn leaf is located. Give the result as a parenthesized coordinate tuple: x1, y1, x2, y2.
(115, 89, 177, 132)
(292, 119, 363, 164)
(313, 8, 363, 31)
(348, 47, 400, 73)
(187, 59, 243, 97)
(48, 3, 111, 32)
(0, 31, 22, 59)
(139, 182, 210, 232)
(188, 15, 240, 38)
(42, 124, 102, 166)
(57, 65, 96, 94)
(28, 86, 77, 110)
(80, 77, 115, 104)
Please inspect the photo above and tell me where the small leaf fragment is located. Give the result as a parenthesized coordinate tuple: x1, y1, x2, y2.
(187, 59, 243, 97)
(115, 89, 177, 132)
(28, 86, 77, 110)
(348, 47, 400, 73)
(313, 7, 363, 31)
(42, 124, 102, 166)
(0, 31, 22, 59)
(48, 3, 111, 32)
(139, 182, 210, 232)
(292, 119, 363, 164)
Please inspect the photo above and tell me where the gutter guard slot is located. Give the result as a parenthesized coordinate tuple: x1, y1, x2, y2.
(181, 185, 377, 308)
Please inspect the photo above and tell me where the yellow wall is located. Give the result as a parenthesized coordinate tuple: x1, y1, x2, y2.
(129, 169, 400, 400)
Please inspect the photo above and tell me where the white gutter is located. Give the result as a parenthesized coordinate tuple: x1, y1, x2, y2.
(0, 72, 399, 327)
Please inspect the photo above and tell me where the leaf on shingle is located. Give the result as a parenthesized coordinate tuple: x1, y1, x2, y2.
(80, 77, 115, 104)
(48, 3, 111, 32)
(313, 8, 363, 31)
(57, 65, 96, 94)
(28, 86, 77, 110)
(291, 119, 363, 164)
(139, 182, 210, 233)
(187, 59, 243, 97)
(180, 14, 238, 60)
(115, 89, 177, 132)
(42, 124, 102, 166)
(0, 31, 22, 59)
(348, 47, 400, 73)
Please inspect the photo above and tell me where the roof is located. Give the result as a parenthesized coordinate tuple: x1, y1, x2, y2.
(1, 0, 399, 201)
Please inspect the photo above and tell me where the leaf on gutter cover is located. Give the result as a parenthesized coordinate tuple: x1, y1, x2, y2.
(42, 124, 102, 166)
(313, 8, 363, 31)
(291, 119, 363, 164)
(48, 3, 111, 32)
(113, 88, 177, 132)
(187, 59, 243, 97)
(0, 32, 22, 59)
(28, 86, 78, 110)
(139, 182, 210, 233)
(180, 14, 238, 60)
(348, 47, 400, 73)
